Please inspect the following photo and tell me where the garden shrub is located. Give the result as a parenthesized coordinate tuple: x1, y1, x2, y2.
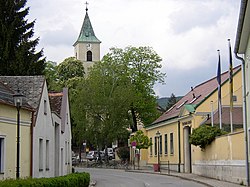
(117, 146, 130, 161)
(0, 172, 90, 187)
(189, 125, 226, 149)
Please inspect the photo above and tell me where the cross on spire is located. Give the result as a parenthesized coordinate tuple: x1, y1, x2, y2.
(85, 1, 89, 12)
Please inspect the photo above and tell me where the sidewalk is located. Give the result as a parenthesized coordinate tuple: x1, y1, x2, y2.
(127, 168, 243, 187)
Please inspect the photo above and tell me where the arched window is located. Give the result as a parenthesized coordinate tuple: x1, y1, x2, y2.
(87, 51, 92, 61)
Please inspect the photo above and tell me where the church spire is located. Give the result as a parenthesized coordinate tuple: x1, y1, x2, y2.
(73, 2, 101, 46)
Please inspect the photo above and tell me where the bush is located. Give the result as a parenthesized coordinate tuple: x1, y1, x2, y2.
(0, 172, 90, 187)
(117, 146, 130, 161)
(189, 125, 226, 149)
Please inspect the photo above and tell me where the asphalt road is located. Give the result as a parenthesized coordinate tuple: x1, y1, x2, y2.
(76, 168, 207, 187)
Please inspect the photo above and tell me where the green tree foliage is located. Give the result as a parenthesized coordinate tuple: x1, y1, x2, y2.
(129, 130, 152, 150)
(102, 46, 165, 131)
(44, 61, 59, 90)
(57, 57, 85, 86)
(189, 125, 226, 149)
(70, 64, 133, 148)
(0, 0, 45, 75)
(166, 93, 177, 111)
(44, 57, 84, 91)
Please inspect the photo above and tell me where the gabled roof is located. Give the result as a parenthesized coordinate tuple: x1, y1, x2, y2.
(149, 65, 241, 127)
(0, 76, 45, 114)
(73, 9, 101, 46)
(49, 92, 63, 117)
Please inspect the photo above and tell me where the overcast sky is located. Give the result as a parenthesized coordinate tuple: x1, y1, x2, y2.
(27, 0, 241, 98)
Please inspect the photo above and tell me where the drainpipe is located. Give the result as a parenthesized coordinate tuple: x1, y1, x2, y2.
(235, 54, 249, 186)
(178, 121, 181, 173)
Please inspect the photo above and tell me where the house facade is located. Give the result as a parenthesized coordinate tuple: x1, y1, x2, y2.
(49, 88, 72, 176)
(0, 81, 33, 179)
(0, 76, 72, 179)
(145, 66, 245, 184)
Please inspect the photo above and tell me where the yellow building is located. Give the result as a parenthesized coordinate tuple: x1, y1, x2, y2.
(146, 65, 245, 184)
(0, 82, 33, 179)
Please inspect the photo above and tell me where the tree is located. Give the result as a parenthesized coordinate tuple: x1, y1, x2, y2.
(44, 61, 59, 91)
(166, 93, 177, 111)
(130, 130, 152, 169)
(129, 130, 152, 150)
(56, 57, 85, 86)
(70, 63, 133, 151)
(102, 46, 165, 131)
(0, 0, 45, 75)
(44, 57, 85, 91)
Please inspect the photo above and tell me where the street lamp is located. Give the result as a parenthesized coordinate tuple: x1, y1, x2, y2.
(156, 131, 161, 172)
(13, 90, 25, 179)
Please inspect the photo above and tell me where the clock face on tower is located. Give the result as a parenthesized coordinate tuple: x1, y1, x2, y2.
(86, 43, 92, 50)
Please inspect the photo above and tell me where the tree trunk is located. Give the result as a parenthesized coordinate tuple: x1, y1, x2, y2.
(131, 107, 138, 132)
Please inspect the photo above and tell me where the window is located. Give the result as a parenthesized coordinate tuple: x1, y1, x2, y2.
(44, 100, 47, 115)
(170, 133, 174, 154)
(46, 140, 49, 170)
(154, 137, 157, 156)
(159, 135, 162, 155)
(39, 139, 43, 171)
(164, 134, 168, 155)
(68, 142, 70, 164)
(87, 51, 92, 61)
(0, 138, 5, 173)
(150, 138, 152, 156)
(66, 113, 69, 125)
(65, 141, 67, 164)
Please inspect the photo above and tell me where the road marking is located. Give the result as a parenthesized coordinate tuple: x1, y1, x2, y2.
(144, 182, 150, 187)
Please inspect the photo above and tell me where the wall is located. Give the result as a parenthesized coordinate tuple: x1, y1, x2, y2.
(192, 131, 245, 184)
(0, 104, 32, 179)
(146, 120, 184, 172)
(32, 82, 55, 178)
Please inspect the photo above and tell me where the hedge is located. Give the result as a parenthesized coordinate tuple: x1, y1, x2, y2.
(0, 172, 90, 187)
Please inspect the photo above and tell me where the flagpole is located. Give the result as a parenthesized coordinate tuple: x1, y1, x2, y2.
(211, 101, 214, 127)
(217, 50, 222, 129)
(228, 39, 233, 133)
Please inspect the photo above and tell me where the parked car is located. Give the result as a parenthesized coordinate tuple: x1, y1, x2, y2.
(86, 151, 97, 161)
(103, 148, 115, 160)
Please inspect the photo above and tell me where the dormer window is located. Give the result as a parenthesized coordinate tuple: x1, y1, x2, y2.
(87, 51, 92, 61)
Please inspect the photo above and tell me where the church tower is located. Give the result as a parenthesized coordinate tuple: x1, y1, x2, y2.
(73, 3, 101, 76)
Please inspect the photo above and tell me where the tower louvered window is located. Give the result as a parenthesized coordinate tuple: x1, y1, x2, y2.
(87, 51, 92, 61)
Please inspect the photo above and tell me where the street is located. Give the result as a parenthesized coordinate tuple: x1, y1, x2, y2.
(75, 168, 207, 187)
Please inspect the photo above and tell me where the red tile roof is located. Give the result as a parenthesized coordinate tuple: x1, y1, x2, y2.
(150, 65, 241, 126)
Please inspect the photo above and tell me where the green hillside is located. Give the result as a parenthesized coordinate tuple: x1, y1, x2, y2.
(157, 96, 182, 110)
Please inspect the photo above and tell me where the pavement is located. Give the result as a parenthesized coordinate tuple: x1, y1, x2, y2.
(126, 168, 244, 187)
